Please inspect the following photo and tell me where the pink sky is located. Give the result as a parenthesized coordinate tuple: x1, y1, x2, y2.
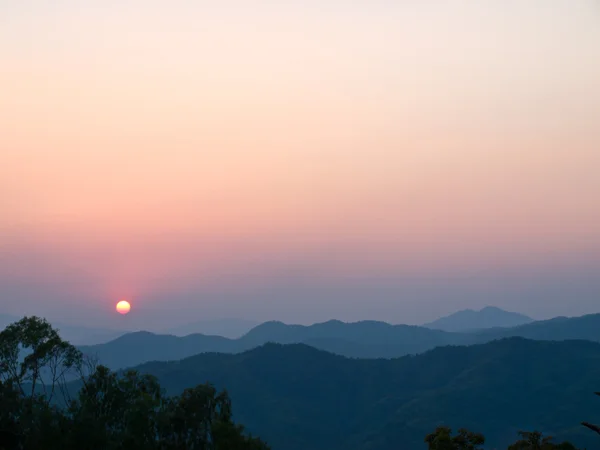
(1, 1, 599, 328)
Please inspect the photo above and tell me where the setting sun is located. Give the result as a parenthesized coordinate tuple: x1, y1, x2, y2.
(116, 300, 131, 315)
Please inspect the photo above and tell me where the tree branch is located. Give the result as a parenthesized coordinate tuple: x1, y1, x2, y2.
(582, 422, 600, 435)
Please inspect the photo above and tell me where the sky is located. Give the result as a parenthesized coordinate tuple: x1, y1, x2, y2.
(1, 1, 599, 330)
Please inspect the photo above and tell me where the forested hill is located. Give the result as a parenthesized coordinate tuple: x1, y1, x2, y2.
(132, 338, 600, 450)
(78, 313, 600, 368)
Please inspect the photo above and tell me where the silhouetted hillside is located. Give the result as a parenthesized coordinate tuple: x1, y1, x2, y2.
(79, 331, 235, 368)
(476, 313, 600, 342)
(242, 319, 461, 354)
(133, 338, 600, 450)
(80, 313, 600, 369)
(79, 320, 465, 368)
(424, 306, 533, 332)
(164, 318, 259, 339)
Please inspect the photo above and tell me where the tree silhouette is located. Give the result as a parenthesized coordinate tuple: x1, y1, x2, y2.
(424, 428, 580, 450)
(0, 316, 82, 403)
(0, 316, 270, 450)
(581, 392, 600, 436)
(425, 426, 485, 450)
(506, 430, 579, 449)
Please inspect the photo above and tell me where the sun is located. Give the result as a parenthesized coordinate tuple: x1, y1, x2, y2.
(116, 300, 131, 315)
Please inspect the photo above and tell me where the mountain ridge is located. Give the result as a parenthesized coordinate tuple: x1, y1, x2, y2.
(78, 312, 600, 369)
(130, 338, 600, 450)
(164, 318, 259, 339)
(423, 306, 534, 332)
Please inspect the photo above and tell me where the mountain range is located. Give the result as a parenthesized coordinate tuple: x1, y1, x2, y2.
(0, 306, 541, 347)
(78, 312, 600, 369)
(7, 308, 600, 449)
(125, 338, 600, 450)
(163, 318, 259, 339)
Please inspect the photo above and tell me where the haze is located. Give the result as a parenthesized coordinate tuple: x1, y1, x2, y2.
(1, 1, 599, 330)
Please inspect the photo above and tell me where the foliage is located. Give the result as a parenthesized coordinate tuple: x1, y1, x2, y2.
(424, 426, 485, 450)
(506, 431, 579, 449)
(581, 392, 600, 437)
(0, 316, 269, 450)
(423, 428, 580, 450)
(0, 316, 83, 404)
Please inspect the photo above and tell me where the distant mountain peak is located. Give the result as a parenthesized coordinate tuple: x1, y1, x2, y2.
(423, 306, 533, 332)
(480, 306, 502, 312)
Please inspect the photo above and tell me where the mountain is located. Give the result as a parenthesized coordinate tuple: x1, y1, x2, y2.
(476, 313, 600, 341)
(79, 331, 236, 369)
(79, 320, 466, 368)
(131, 338, 600, 450)
(240, 319, 462, 355)
(80, 313, 600, 369)
(424, 306, 534, 332)
(164, 318, 259, 339)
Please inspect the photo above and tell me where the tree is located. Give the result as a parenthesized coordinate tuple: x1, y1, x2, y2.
(582, 392, 600, 436)
(67, 365, 164, 450)
(424, 426, 485, 450)
(0, 316, 84, 450)
(423, 428, 580, 450)
(0, 316, 270, 450)
(0, 377, 23, 449)
(67, 365, 271, 449)
(159, 384, 269, 450)
(507, 431, 578, 450)
(0, 316, 82, 404)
